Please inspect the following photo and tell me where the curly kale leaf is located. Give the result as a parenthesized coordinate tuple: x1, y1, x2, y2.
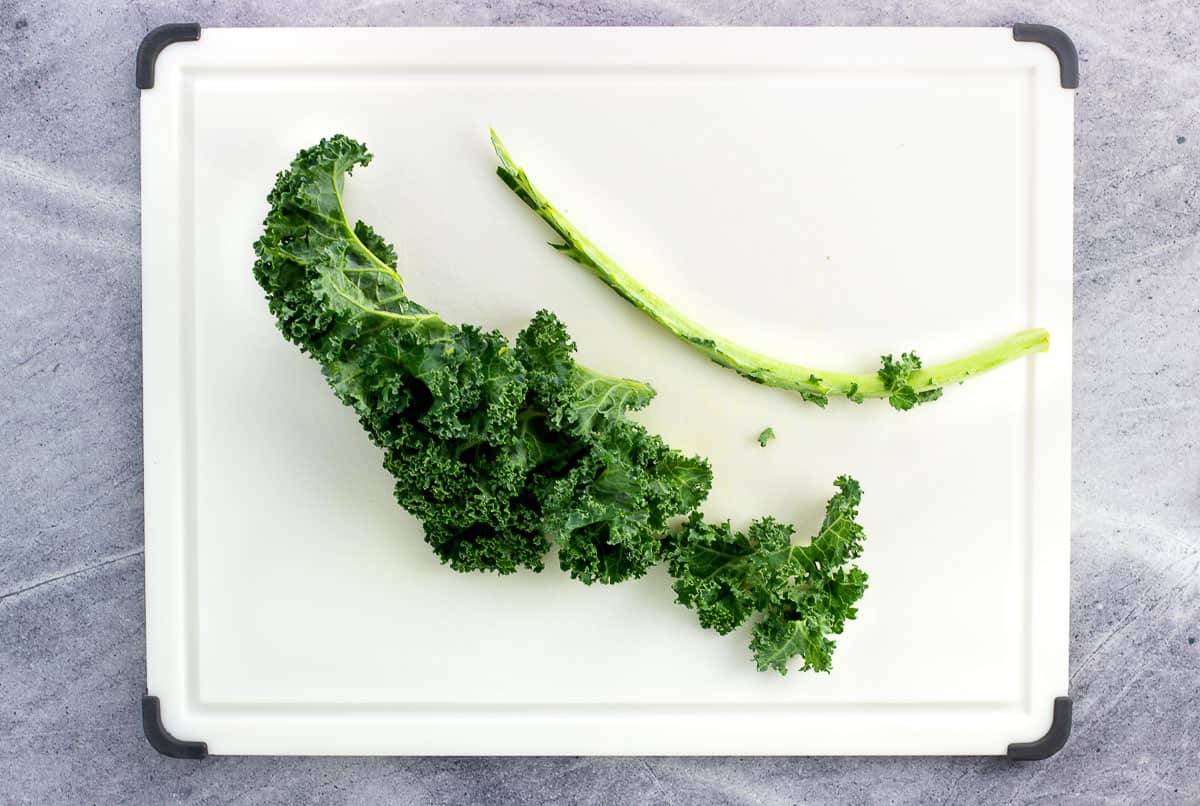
(665, 476, 868, 674)
(252, 135, 711, 582)
(252, 135, 870, 674)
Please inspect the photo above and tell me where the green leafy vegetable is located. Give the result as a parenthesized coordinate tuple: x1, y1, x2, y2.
(665, 476, 868, 673)
(878, 352, 944, 411)
(491, 130, 1050, 409)
(757, 427, 776, 447)
(253, 135, 709, 583)
(252, 135, 868, 672)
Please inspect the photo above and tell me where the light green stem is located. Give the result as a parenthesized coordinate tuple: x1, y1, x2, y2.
(491, 130, 1049, 403)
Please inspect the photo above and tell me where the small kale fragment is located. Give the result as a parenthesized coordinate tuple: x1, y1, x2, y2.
(756, 427, 776, 447)
(877, 352, 944, 411)
(665, 476, 868, 674)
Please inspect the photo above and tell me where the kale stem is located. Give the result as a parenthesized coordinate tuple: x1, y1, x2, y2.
(492, 130, 1049, 405)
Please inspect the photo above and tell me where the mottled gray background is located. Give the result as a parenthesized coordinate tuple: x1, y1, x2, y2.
(1, 0, 1196, 803)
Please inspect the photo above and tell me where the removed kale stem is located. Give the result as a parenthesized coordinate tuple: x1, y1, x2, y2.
(251, 135, 869, 673)
(491, 130, 1050, 410)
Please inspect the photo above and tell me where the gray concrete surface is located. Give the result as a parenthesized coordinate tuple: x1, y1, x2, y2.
(1, 1, 1197, 803)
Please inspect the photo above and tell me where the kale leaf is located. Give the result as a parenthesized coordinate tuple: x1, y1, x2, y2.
(252, 135, 868, 673)
(665, 476, 869, 674)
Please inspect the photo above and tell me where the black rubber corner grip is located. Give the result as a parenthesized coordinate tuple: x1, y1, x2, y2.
(142, 695, 208, 759)
(1012, 24, 1079, 89)
(136, 23, 201, 89)
(1007, 696, 1072, 760)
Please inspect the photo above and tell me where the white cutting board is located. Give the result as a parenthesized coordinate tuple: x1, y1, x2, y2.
(140, 27, 1072, 755)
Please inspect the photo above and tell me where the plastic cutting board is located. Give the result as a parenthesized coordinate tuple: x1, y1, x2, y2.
(139, 25, 1074, 757)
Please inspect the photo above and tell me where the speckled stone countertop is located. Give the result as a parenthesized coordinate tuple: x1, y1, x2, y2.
(1, 1, 1197, 803)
